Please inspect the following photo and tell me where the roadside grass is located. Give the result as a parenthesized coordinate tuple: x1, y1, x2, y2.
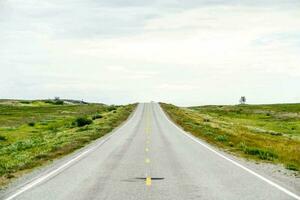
(0, 101, 136, 187)
(160, 103, 300, 173)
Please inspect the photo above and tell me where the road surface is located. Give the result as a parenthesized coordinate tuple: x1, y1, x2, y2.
(2, 103, 300, 200)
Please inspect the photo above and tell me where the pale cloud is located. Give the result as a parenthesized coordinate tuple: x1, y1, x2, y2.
(42, 5, 300, 72)
(157, 84, 202, 91)
(0, 0, 299, 105)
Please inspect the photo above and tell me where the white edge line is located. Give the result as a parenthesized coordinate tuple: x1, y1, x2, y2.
(4, 104, 140, 200)
(157, 104, 300, 200)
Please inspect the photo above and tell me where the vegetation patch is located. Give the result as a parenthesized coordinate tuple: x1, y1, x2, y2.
(240, 145, 278, 161)
(92, 114, 103, 120)
(215, 135, 228, 142)
(74, 117, 93, 127)
(160, 103, 300, 173)
(45, 99, 64, 105)
(28, 122, 35, 127)
(0, 101, 136, 187)
(285, 164, 298, 171)
(0, 136, 6, 141)
(107, 105, 117, 111)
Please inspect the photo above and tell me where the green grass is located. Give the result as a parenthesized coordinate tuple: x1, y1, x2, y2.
(0, 100, 136, 187)
(160, 103, 300, 172)
(190, 104, 300, 138)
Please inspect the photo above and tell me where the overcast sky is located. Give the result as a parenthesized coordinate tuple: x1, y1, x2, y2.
(1, 0, 300, 106)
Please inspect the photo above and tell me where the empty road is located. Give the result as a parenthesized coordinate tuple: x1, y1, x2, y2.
(2, 103, 300, 200)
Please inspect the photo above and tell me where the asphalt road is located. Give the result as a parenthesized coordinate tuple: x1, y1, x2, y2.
(2, 103, 300, 200)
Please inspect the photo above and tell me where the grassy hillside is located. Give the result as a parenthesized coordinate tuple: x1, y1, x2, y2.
(0, 100, 136, 187)
(161, 103, 300, 173)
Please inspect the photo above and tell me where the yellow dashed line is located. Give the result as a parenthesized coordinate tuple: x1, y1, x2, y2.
(145, 109, 152, 134)
(146, 177, 152, 186)
(145, 127, 149, 133)
(144, 106, 152, 187)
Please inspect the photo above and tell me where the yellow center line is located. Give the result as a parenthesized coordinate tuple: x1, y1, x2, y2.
(145, 106, 152, 186)
(146, 177, 152, 186)
(145, 108, 152, 134)
(145, 124, 151, 133)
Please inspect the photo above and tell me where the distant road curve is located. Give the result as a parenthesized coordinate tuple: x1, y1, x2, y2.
(2, 103, 300, 200)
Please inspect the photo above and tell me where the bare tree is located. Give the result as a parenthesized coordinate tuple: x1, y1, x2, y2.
(239, 96, 246, 104)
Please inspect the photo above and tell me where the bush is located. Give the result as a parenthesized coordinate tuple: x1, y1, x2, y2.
(28, 122, 35, 127)
(203, 118, 210, 122)
(20, 101, 30, 104)
(242, 146, 278, 161)
(215, 135, 228, 142)
(107, 106, 117, 111)
(45, 100, 53, 104)
(285, 164, 298, 171)
(53, 100, 64, 105)
(0, 135, 7, 141)
(74, 117, 93, 127)
(45, 99, 64, 105)
(92, 114, 103, 120)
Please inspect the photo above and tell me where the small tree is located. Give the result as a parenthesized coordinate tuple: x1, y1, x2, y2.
(239, 96, 246, 104)
(53, 96, 64, 105)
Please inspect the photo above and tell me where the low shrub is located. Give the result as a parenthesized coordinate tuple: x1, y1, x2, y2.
(45, 99, 64, 105)
(74, 117, 93, 127)
(53, 100, 64, 105)
(6, 140, 37, 152)
(285, 163, 298, 171)
(202, 131, 213, 136)
(215, 135, 228, 142)
(107, 106, 117, 111)
(20, 101, 30, 104)
(0, 135, 7, 141)
(92, 114, 103, 120)
(242, 146, 278, 161)
(45, 100, 53, 104)
(28, 122, 35, 127)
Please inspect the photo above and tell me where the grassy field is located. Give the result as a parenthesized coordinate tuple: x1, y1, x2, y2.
(161, 103, 300, 173)
(0, 100, 136, 187)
